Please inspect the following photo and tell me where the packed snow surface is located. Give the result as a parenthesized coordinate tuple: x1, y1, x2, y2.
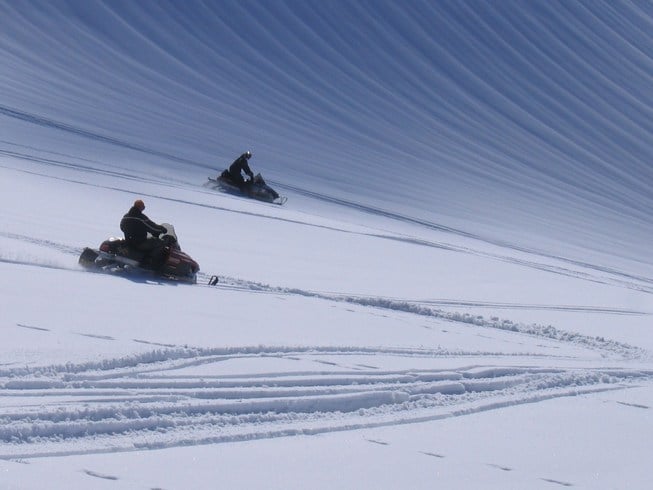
(1, 1, 652, 489)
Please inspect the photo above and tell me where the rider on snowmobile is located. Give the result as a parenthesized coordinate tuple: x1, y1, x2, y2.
(120, 199, 169, 268)
(224, 151, 255, 189)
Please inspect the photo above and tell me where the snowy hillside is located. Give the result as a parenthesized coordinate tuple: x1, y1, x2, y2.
(1, 1, 653, 489)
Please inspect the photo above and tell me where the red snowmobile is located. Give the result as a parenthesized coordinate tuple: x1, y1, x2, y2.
(78, 223, 199, 284)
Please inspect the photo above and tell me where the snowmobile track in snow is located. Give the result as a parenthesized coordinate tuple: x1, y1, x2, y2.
(2, 216, 652, 459)
(1, 346, 651, 459)
(200, 274, 648, 360)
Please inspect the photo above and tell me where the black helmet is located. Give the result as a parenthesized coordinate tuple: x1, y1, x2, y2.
(244, 151, 252, 159)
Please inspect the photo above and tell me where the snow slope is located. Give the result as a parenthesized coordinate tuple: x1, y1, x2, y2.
(1, 1, 653, 489)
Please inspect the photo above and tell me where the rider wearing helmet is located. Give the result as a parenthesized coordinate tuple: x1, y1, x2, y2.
(226, 151, 255, 189)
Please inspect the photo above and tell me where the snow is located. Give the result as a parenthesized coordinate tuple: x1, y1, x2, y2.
(1, 1, 653, 488)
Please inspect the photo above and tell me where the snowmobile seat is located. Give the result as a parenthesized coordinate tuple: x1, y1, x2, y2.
(100, 238, 147, 262)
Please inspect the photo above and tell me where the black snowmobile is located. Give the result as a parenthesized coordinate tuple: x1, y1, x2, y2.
(78, 223, 200, 284)
(206, 171, 287, 205)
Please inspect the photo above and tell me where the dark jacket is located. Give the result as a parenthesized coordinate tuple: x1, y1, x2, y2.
(229, 154, 254, 180)
(120, 206, 167, 246)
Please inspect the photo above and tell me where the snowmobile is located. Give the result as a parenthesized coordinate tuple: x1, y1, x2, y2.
(78, 223, 200, 284)
(206, 171, 287, 205)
